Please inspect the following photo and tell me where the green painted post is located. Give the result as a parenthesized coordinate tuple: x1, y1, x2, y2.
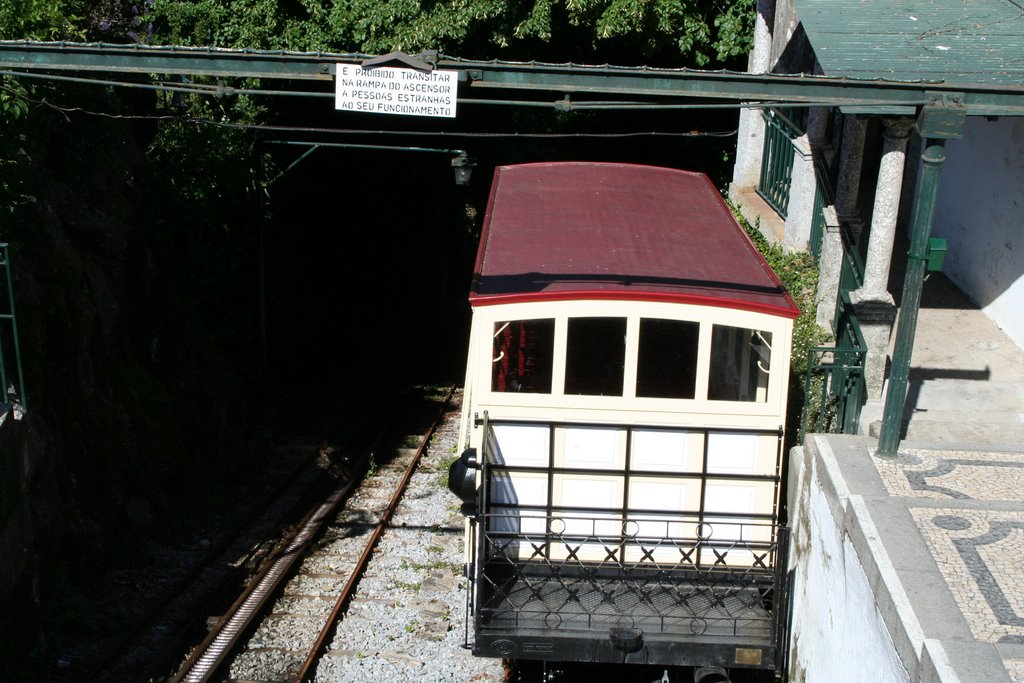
(876, 138, 947, 455)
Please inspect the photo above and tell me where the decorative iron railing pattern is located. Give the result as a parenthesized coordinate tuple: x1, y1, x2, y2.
(465, 417, 790, 667)
(476, 513, 787, 639)
(0, 243, 26, 412)
(801, 291, 867, 440)
(757, 109, 801, 218)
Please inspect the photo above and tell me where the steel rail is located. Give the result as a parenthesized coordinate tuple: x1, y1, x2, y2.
(168, 464, 365, 683)
(167, 411, 401, 683)
(167, 385, 455, 683)
(84, 443, 326, 681)
(294, 383, 457, 682)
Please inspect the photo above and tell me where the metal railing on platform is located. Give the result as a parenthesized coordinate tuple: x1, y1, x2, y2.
(809, 183, 826, 265)
(464, 416, 790, 666)
(476, 512, 786, 636)
(0, 243, 26, 413)
(757, 109, 801, 218)
(801, 291, 866, 440)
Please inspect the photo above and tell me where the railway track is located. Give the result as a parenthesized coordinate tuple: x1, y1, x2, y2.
(84, 444, 327, 681)
(166, 384, 503, 682)
(65, 396, 391, 683)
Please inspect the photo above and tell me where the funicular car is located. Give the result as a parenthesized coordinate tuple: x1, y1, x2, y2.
(448, 162, 798, 675)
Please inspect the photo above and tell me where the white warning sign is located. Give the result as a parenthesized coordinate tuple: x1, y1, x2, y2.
(334, 64, 458, 118)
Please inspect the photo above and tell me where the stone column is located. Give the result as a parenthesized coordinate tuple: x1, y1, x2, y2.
(857, 118, 915, 301)
(731, 0, 775, 188)
(851, 118, 914, 399)
(815, 116, 867, 330)
(847, 296, 897, 400)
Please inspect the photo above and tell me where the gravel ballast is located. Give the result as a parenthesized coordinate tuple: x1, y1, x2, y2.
(313, 389, 504, 682)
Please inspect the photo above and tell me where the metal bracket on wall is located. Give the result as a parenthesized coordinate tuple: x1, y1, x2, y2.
(918, 92, 966, 139)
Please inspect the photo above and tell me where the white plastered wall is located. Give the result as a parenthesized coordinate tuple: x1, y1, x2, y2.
(931, 116, 1024, 350)
(787, 439, 910, 683)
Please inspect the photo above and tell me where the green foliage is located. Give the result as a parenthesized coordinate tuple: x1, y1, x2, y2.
(514, 0, 553, 41)
(0, 78, 38, 217)
(730, 205, 831, 448)
(150, 0, 340, 49)
(732, 209, 828, 374)
(0, 77, 29, 121)
(0, 0, 152, 42)
(147, 0, 755, 68)
(147, 92, 263, 208)
(713, 0, 756, 62)
(0, 0, 85, 40)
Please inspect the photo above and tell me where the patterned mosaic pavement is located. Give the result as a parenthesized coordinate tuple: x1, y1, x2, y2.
(870, 448, 1024, 680)
(874, 449, 1024, 502)
(908, 508, 1024, 645)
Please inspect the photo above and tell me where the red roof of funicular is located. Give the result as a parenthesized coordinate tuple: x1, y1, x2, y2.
(470, 162, 800, 319)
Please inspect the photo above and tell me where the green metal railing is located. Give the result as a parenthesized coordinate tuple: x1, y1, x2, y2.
(807, 115, 840, 266)
(834, 222, 866, 331)
(757, 109, 801, 218)
(808, 183, 826, 265)
(0, 243, 26, 410)
(801, 291, 866, 440)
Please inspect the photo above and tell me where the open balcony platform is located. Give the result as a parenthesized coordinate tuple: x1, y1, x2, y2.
(468, 518, 789, 669)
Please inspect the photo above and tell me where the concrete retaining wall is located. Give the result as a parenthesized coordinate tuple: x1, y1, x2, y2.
(787, 438, 911, 682)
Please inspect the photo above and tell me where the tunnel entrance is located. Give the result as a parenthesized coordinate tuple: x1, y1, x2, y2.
(261, 146, 473, 400)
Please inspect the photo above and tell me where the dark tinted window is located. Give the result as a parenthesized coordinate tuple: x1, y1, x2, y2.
(708, 325, 772, 402)
(491, 319, 555, 393)
(564, 317, 626, 396)
(636, 319, 699, 399)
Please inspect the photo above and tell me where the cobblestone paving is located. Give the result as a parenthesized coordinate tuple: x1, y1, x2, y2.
(873, 449, 1024, 501)
(1005, 658, 1024, 682)
(909, 507, 1024, 645)
(870, 448, 1024, 657)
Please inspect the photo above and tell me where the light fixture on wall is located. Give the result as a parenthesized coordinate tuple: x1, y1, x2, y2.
(451, 152, 477, 186)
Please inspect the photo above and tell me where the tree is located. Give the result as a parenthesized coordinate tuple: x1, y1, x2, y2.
(0, 0, 157, 42)
(0, 0, 83, 41)
(149, 0, 754, 68)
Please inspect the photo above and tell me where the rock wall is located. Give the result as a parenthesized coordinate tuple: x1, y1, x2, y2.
(0, 107, 248, 674)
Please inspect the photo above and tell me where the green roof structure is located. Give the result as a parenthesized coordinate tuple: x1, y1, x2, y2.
(795, 0, 1024, 86)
